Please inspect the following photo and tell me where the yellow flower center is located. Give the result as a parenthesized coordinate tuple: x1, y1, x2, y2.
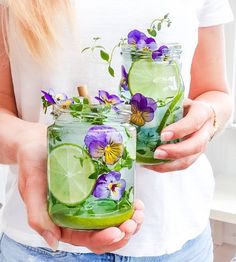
(137, 111, 142, 117)
(105, 144, 112, 152)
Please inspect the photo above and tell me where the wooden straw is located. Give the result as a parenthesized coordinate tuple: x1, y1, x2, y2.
(77, 85, 91, 102)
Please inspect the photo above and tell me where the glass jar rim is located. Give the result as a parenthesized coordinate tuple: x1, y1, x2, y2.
(52, 103, 131, 123)
(120, 42, 182, 61)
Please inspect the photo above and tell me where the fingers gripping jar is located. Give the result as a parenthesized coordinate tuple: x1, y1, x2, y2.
(47, 104, 136, 230)
(119, 43, 185, 164)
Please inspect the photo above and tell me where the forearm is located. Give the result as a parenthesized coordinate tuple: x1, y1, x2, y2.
(192, 90, 233, 132)
(0, 109, 46, 164)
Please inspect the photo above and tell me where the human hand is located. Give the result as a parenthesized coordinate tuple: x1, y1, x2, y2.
(17, 125, 144, 253)
(145, 99, 216, 173)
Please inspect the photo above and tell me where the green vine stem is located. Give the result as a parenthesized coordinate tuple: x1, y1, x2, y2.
(156, 61, 184, 134)
(156, 88, 183, 134)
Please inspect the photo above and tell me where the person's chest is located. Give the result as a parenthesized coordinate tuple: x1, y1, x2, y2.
(71, 0, 203, 96)
(73, 0, 203, 46)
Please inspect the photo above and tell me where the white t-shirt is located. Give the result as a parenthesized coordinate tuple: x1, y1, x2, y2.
(0, 0, 233, 257)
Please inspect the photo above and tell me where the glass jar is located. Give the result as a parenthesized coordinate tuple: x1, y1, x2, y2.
(47, 104, 136, 230)
(119, 43, 184, 164)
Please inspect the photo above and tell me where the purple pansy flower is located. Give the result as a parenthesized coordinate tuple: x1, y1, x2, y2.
(130, 93, 157, 126)
(41, 90, 56, 104)
(136, 37, 157, 51)
(93, 171, 126, 201)
(152, 45, 169, 60)
(84, 125, 124, 165)
(95, 90, 123, 106)
(120, 66, 129, 91)
(128, 29, 157, 51)
(128, 29, 147, 45)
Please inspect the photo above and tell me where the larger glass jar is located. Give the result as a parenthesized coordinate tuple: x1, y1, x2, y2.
(47, 104, 136, 230)
(119, 43, 184, 164)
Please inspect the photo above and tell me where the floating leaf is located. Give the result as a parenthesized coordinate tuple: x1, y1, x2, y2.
(137, 149, 146, 155)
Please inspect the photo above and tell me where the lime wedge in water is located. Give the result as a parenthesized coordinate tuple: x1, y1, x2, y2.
(48, 144, 96, 206)
(128, 60, 181, 101)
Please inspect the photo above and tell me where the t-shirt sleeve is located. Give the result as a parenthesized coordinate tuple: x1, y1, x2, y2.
(197, 0, 234, 27)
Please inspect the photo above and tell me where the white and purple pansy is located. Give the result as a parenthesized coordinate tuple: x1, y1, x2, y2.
(95, 90, 123, 106)
(93, 171, 126, 201)
(41, 89, 56, 104)
(41, 89, 74, 109)
(84, 125, 124, 165)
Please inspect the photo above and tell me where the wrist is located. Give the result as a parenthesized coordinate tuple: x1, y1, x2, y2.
(195, 100, 218, 140)
(16, 123, 47, 161)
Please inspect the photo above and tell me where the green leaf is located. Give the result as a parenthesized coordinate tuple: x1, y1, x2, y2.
(122, 148, 128, 160)
(94, 45, 105, 50)
(79, 158, 84, 167)
(108, 66, 115, 77)
(89, 172, 98, 179)
(81, 47, 90, 53)
(83, 97, 90, 105)
(50, 204, 69, 214)
(164, 13, 169, 19)
(168, 22, 172, 27)
(114, 163, 122, 171)
(72, 97, 82, 103)
(147, 28, 157, 37)
(70, 104, 83, 111)
(100, 50, 110, 61)
(137, 149, 146, 155)
(93, 37, 101, 41)
(125, 127, 131, 138)
(157, 23, 162, 31)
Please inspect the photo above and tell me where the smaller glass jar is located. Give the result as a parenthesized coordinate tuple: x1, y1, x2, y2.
(47, 104, 136, 230)
(119, 43, 184, 164)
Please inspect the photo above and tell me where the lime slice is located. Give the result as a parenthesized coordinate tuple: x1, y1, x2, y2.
(48, 144, 96, 205)
(128, 60, 181, 101)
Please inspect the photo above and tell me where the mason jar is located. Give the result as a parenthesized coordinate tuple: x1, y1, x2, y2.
(47, 104, 136, 230)
(119, 43, 184, 164)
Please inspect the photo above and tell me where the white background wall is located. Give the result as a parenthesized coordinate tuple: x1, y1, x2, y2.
(206, 0, 236, 246)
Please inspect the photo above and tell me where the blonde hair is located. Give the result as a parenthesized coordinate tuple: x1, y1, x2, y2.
(2, 0, 70, 60)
